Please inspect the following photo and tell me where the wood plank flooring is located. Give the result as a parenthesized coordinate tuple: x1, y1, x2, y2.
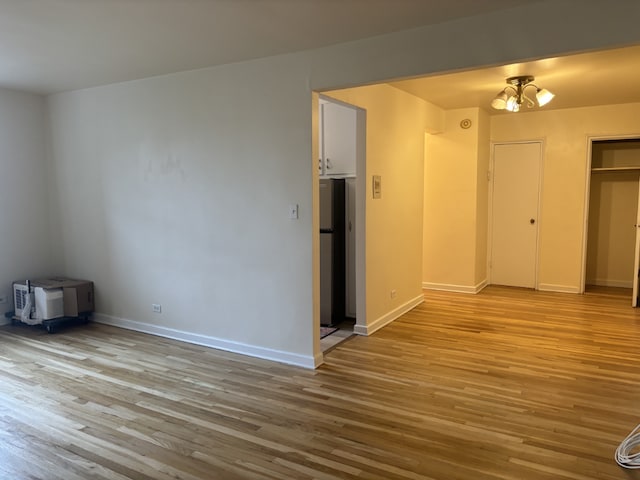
(2, 286, 640, 479)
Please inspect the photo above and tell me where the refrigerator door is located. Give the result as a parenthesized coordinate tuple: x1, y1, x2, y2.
(320, 232, 333, 325)
(319, 178, 346, 326)
(319, 179, 333, 231)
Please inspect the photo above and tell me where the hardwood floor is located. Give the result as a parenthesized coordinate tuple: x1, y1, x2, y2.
(2, 286, 640, 479)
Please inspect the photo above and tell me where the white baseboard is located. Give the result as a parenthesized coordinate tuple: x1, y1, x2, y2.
(93, 313, 319, 369)
(422, 280, 488, 294)
(587, 279, 633, 289)
(354, 294, 424, 336)
(537, 283, 581, 294)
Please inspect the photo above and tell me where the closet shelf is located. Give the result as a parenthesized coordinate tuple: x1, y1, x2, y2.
(591, 166, 640, 172)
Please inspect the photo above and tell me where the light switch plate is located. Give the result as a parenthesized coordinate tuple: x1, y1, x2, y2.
(289, 204, 299, 219)
(372, 175, 382, 199)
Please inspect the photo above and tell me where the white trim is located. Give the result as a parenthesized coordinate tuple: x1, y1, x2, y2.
(93, 313, 319, 369)
(422, 280, 488, 294)
(318, 95, 367, 361)
(353, 294, 423, 336)
(355, 106, 367, 340)
(537, 283, 580, 294)
(313, 352, 325, 368)
(580, 137, 593, 294)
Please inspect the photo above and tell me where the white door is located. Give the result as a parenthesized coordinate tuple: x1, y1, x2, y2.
(490, 142, 542, 288)
(632, 177, 640, 306)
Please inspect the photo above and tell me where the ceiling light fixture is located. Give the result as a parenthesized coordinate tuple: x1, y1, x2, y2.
(491, 75, 554, 112)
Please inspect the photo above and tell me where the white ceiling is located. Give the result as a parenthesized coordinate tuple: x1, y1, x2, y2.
(388, 45, 640, 114)
(1, 0, 637, 115)
(0, 0, 541, 94)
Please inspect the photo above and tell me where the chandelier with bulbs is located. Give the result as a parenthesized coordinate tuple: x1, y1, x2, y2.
(491, 75, 554, 112)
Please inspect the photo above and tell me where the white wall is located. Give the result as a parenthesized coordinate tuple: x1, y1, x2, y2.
(47, 55, 317, 366)
(44, 0, 640, 365)
(0, 88, 55, 323)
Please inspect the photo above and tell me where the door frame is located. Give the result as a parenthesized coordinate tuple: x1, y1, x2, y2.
(488, 140, 544, 289)
(633, 177, 640, 306)
(580, 134, 640, 294)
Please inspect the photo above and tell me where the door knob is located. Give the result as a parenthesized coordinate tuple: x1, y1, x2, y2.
(530, 218, 536, 224)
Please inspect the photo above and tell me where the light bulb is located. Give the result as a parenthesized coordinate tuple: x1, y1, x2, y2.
(491, 91, 508, 110)
(505, 95, 520, 112)
(536, 88, 555, 106)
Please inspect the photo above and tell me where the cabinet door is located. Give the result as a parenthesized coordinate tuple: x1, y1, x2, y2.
(322, 102, 356, 176)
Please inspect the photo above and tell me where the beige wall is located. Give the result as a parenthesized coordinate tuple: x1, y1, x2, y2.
(423, 108, 489, 291)
(491, 103, 640, 292)
(325, 84, 432, 333)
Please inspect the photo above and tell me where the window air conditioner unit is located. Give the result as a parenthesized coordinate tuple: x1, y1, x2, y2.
(13, 283, 64, 324)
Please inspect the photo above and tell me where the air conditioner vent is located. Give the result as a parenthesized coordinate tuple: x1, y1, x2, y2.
(13, 284, 28, 313)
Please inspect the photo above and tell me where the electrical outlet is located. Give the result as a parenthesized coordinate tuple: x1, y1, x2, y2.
(152, 304, 162, 313)
(390, 289, 397, 299)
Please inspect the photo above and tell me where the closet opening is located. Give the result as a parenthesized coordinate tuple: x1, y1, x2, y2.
(584, 138, 640, 306)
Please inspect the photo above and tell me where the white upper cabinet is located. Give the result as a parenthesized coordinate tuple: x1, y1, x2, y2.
(319, 101, 356, 177)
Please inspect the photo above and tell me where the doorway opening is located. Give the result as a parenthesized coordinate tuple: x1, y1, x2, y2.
(583, 137, 640, 306)
(317, 96, 366, 353)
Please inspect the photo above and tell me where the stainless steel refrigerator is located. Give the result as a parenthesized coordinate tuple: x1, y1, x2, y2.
(319, 178, 346, 326)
